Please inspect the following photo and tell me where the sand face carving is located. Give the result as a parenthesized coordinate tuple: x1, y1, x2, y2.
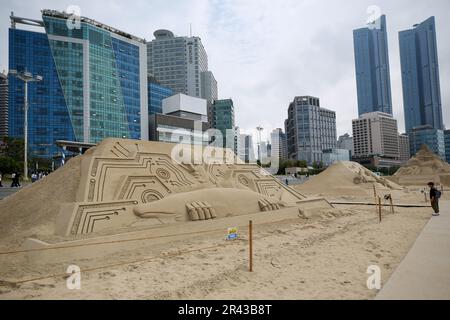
(395, 145, 450, 176)
(390, 145, 450, 186)
(18, 138, 329, 238)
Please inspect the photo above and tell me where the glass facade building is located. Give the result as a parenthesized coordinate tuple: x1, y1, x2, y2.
(399, 17, 444, 133)
(444, 130, 450, 164)
(209, 99, 235, 149)
(9, 28, 76, 158)
(409, 126, 445, 159)
(8, 10, 148, 159)
(353, 15, 393, 116)
(148, 78, 173, 115)
(0, 72, 8, 139)
(285, 96, 337, 164)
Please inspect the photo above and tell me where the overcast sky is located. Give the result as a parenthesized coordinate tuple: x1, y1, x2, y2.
(1, 0, 449, 141)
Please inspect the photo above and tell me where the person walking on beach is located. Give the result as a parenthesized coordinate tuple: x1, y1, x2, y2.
(428, 182, 441, 217)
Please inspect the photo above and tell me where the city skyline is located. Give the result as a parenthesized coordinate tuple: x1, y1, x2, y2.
(1, 0, 449, 141)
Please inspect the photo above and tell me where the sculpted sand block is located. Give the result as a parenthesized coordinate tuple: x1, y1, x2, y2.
(0, 138, 333, 245)
(388, 145, 450, 186)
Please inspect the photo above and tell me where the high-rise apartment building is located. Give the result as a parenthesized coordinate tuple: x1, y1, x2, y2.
(285, 96, 337, 164)
(147, 29, 216, 100)
(399, 17, 443, 133)
(0, 72, 8, 139)
(353, 15, 393, 116)
(8, 10, 148, 159)
(352, 112, 400, 159)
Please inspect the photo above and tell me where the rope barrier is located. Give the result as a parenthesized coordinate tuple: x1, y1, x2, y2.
(0, 218, 295, 256)
(1, 205, 404, 286)
(2, 218, 312, 285)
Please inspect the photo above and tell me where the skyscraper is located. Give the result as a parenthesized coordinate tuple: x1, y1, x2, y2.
(353, 15, 393, 116)
(270, 128, 287, 162)
(285, 96, 337, 164)
(399, 17, 444, 133)
(9, 10, 148, 159)
(209, 99, 235, 149)
(0, 72, 8, 139)
(147, 29, 216, 100)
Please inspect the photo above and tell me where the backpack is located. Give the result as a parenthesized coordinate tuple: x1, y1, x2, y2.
(435, 190, 442, 199)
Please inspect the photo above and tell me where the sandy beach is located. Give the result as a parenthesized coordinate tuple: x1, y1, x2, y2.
(0, 202, 431, 300)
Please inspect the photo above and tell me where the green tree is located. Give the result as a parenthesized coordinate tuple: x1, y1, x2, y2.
(0, 156, 20, 174)
(2, 137, 24, 162)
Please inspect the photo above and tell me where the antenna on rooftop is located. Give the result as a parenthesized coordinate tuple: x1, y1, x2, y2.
(190, 23, 192, 37)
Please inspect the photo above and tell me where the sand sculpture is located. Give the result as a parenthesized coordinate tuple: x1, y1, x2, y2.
(295, 161, 403, 198)
(0, 139, 332, 244)
(388, 145, 450, 186)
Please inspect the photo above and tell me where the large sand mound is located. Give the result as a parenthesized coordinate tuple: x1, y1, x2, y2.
(0, 155, 82, 242)
(295, 161, 402, 198)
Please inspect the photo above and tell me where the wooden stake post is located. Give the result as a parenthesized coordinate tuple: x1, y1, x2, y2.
(378, 197, 382, 223)
(249, 220, 253, 272)
(373, 184, 378, 214)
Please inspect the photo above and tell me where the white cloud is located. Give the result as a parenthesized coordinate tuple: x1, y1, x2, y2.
(1, 0, 449, 139)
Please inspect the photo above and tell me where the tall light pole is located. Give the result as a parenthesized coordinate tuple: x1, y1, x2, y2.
(256, 126, 264, 163)
(8, 69, 43, 181)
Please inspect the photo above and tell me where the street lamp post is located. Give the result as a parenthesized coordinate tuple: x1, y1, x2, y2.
(256, 126, 264, 163)
(8, 69, 43, 181)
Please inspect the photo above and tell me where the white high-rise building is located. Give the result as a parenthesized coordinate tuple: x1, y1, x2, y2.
(352, 112, 400, 159)
(147, 29, 215, 99)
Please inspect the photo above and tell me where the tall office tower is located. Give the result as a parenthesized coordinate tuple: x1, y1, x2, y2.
(270, 128, 287, 162)
(201, 71, 218, 102)
(398, 133, 411, 164)
(285, 96, 337, 164)
(209, 99, 235, 149)
(399, 17, 444, 133)
(239, 134, 255, 164)
(0, 72, 8, 139)
(147, 29, 215, 99)
(353, 14, 393, 116)
(352, 112, 400, 160)
(148, 77, 173, 115)
(8, 10, 148, 159)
